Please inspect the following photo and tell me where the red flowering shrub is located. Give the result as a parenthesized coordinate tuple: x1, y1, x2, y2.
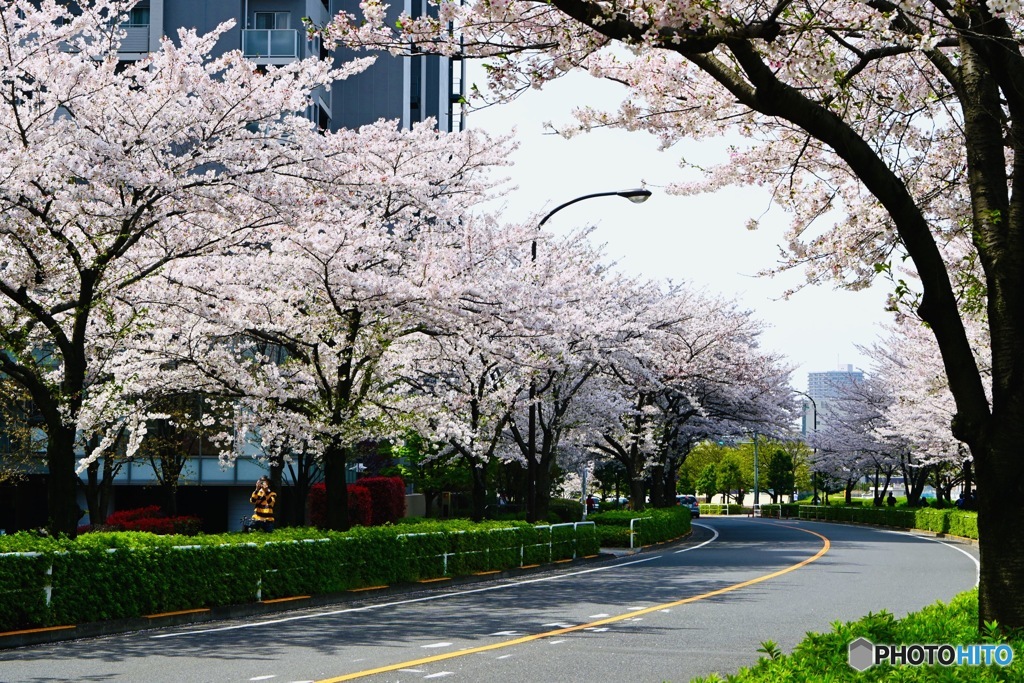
(355, 476, 406, 525)
(106, 506, 164, 525)
(95, 506, 201, 536)
(308, 483, 372, 527)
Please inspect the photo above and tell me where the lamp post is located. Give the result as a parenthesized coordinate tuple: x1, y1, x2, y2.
(526, 188, 652, 522)
(533, 188, 652, 259)
(752, 431, 759, 507)
(795, 390, 818, 504)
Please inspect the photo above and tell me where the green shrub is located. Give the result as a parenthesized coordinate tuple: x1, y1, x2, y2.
(914, 508, 949, 534)
(691, 589, 1023, 682)
(589, 507, 691, 547)
(801, 505, 979, 540)
(947, 512, 978, 539)
(548, 498, 584, 523)
(0, 552, 50, 631)
(0, 518, 601, 631)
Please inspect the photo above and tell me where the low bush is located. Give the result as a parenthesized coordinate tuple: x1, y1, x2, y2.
(0, 518, 600, 631)
(355, 476, 407, 525)
(589, 507, 691, 547)
(548, 498, 584, 523)
(692, 589, 1023, 682)
(307, 483, 372, 527)
(793, 504, 979, 540)
(89, 506, 201, 536)
(698, 503, 746, 515)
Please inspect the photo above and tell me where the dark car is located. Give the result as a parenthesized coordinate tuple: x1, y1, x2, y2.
(677, 494, 700, 518)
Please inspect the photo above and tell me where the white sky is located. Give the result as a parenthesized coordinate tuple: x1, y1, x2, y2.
(465, 68, 891, 389)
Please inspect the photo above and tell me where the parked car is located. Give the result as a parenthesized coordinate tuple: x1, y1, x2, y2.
(677, 494, 700, 518)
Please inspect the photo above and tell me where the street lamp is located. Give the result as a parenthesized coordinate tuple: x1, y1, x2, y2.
(795, 390, 818, 504)
(532, 188, 652, 259)
(527, 188, 652, 521)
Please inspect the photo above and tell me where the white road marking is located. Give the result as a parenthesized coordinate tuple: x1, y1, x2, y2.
(488, 630, 522, 636)
(249, 677, 276, 681)
(398, 669, 424, 673)
(676, 522, 720, 553)
(584, 627, 610, 632)
(876, 527, 980, 586)
(422, 642, 452, 649)
(496, 655, 513, 660)
(542, 623, 576, 628)
(549, 640, 566, 645)
(588, 613, 610, 619)
(423, 672, 454, 679)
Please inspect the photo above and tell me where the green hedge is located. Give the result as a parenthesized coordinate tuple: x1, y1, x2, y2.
(692, 589, 1023, 682)
(699, 504, 746, 515)
(790, 505, 979, 540)
(0, 520, 600, 632)
(589, 507, 691, 547)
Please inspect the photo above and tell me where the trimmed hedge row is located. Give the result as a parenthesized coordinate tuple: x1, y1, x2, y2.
(589, 506, 692, 547)
(693, 588, 1023, 682)
(699, 504, 747, 515)
(0, 520, 600, 632)
(761, 504, 979, 540)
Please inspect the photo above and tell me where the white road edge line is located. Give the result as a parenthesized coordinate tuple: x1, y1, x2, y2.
(152, 534, 721, 640)
(875, 527, 980, 586)
(675, 522, 719, 552)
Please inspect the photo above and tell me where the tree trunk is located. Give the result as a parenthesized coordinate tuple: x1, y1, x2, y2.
(534, 460, 553, 521)
(470, 462, 486, 522)
(974, 426, 1024, 629)
(628, 476, 645, 511)
(323, 441, 350, 531)
(525, 455, 539, 522)
(46, 424, 80, 537)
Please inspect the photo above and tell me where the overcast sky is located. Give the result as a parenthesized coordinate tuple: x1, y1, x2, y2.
(465, 68, 891, 390)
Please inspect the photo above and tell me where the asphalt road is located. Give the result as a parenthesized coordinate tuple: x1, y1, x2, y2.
(0, 518, 979, 683)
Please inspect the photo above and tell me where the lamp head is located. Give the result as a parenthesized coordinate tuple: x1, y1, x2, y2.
(617, 189, 652, 204)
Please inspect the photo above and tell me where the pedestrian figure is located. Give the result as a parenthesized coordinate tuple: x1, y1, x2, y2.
(887, 493, 897, 507)
(250, 476, 277, 532)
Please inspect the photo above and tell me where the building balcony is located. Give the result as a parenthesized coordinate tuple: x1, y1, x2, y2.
(242, 29, 299, 61)
(119, 24, 150, 53)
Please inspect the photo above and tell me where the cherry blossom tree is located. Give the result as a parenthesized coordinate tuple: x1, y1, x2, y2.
(589, 286, 793, 509)
(866, 315, 989, 504)
(328, 0, 1024, 629)
(807, 377, 899, 505)
(122, 120, 518, 530)
(0, 0, 362, 535)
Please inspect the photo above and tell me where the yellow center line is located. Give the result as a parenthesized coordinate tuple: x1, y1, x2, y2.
(316, 522, 831, 683)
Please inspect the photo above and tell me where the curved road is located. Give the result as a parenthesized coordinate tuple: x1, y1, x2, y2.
(1, 518, 979, 683)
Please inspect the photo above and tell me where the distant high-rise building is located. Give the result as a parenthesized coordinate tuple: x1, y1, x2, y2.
(802, 364, 865, 435)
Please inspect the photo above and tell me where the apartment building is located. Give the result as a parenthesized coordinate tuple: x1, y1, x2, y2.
(801, 364, 865, 436)
(120, 0, 464, 133)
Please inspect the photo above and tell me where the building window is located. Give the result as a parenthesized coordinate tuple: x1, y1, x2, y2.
(244, 12, 297, 58)
(122, 6, 150, 26)
(254, 12, 289, 30)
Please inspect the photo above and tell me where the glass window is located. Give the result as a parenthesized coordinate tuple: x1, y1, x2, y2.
(124, 7, 149, 26)
(254, 12, 289, 30)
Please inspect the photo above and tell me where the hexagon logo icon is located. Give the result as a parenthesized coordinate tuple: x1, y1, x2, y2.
(848, 637, 875, 671)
